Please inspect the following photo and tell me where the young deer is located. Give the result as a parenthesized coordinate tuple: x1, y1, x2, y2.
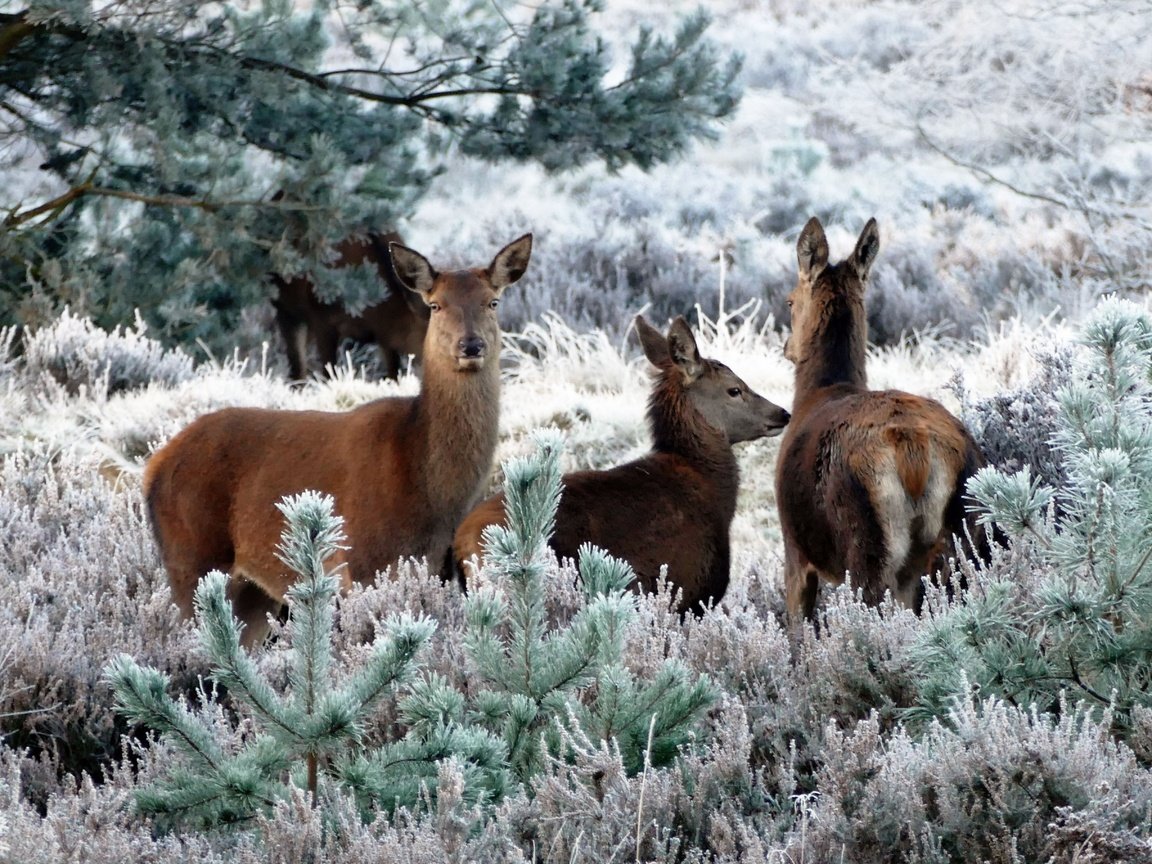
(454, 315, 791, 614)
(776, 217, 986, 622)
(146, 235, 533, 646)
(270, 232, 430, 382)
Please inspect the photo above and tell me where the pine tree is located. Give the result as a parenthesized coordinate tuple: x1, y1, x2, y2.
(106, 491, 504, 830)
(431, 429, 715, 782)
(0, 1, 741, 350)
(913, 297, 1152, 737)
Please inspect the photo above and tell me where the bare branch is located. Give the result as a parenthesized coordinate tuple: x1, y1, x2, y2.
(3, 184, 325, 229)
(915, 122, 1072, 210)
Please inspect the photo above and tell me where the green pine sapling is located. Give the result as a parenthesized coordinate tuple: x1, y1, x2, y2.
(914, 297, 1152, 734)
(106, 491, 477, 829)
(445, 429, 715, 781)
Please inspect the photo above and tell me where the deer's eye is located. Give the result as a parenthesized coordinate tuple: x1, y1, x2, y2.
(727, 387, 742, 398)
(428, 302, 442, 312)
(489, 299, 499, 309)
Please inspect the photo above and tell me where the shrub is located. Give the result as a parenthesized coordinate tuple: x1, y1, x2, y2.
(20, 309, 196, 397)
(0, 449, 198, 799)
(797, 690, 1152, 863)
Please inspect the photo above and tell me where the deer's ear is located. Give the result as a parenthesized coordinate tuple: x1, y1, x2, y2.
(851, 218, 880, 281)
(666, 316, 705, 382)
(797, 217, 829, 280)
(389, 243, 437, 298)
(636, 315, 670, 366)
(489, 234, 533, 293)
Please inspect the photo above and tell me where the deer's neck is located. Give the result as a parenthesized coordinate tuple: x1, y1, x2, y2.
(413, 360, 501, 512)
(648, 378, 739, 508)
(793, 298, 868, 406)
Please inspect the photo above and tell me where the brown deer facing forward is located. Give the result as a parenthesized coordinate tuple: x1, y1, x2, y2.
(776, 217, 986, 622)
(145, 235, 533, 646)
(270, 232, 430, 381)
(454, 315, 791, 614)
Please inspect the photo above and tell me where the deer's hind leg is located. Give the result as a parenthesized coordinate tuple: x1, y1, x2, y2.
(832, 468, 892, 609)
(784, 540, 821, 624)
(275, 310, 311, 382)
(225, 574, 284, 649)
(154, 520, 234, 622)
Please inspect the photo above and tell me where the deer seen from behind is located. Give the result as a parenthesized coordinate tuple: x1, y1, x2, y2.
(775, 216, 986, 623)
(454, 315, 791, 615)
(269, 232, 430, 382)
(145, 235, 533, 646)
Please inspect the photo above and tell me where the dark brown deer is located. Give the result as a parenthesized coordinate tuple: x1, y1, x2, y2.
(776, 216, 986, 622)
(454, 315, 791, 614)
(269, 232, 430, 381)
(145, 235, 533, 646)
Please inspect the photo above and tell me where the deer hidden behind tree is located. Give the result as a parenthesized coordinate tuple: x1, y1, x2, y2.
(269, 231, 431, 383)
(454, 314, 791, 614)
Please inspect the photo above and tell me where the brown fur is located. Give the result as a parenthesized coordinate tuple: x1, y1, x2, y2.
(270, 232, 430, 381)
(454, 315, 791, 614)
(145, 235, 533, 646)
(776, 217, 986, 622)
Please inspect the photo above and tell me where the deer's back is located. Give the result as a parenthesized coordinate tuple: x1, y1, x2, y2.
(145, 398, 424, 590)
(778, 385, 982, 580)
(457, 453, 736, 612)
(562, 455, 732, 596)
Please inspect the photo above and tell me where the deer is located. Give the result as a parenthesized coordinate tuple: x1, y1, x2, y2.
(775, 216, 987, 623)
(453, 315, 792, 615)
(145, 234, 533, 646)
(269, 231, 430, 382)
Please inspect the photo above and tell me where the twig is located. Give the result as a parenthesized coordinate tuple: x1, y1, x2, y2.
(915, 122, 1071, 210)
(635, 713, 657, 864)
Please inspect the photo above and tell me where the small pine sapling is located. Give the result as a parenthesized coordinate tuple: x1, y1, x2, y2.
(106, 491, 498, 830)
(914, 298, 1152, 735)
(445, 429, 715, 782)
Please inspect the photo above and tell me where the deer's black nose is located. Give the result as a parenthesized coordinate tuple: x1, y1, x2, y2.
(459, 337, 486, 358)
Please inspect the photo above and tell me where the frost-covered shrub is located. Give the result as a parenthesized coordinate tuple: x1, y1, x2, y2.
(0, 326, 18, 381)
(866, 238, 974, 344)
(796, 693, 1152, 863)
(20, 309, 196, 396)
(750, 170, 817, 239)
(952, 344, 1072, 488)
(0, 450, 199, 796)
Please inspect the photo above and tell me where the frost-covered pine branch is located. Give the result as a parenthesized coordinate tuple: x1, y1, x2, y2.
(915, 298, 1152, 733)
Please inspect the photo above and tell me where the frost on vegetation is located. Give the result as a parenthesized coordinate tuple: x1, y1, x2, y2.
(20, 308, 195, 398)
(0, 448, 197, 806)
(401, 0, 1152, 351)
(3, 434, 1152, 859)
(0, 326, 18, 380)
(800, 688, 1152, 863)
(951, 340, 1072, 489)
(504, 312, 638, 396)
